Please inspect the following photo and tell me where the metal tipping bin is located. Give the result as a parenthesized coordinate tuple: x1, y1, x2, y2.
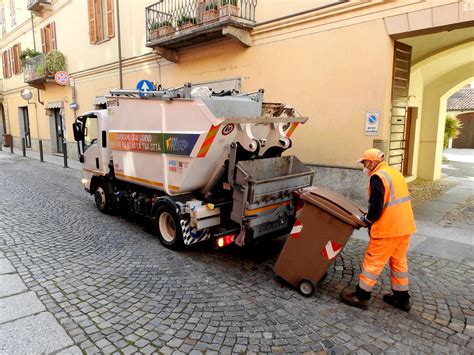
(274, 186, 366, 296)
(231, 156, 314, 240)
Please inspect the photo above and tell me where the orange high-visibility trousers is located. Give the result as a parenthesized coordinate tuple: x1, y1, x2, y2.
(359, 235, 411, 292)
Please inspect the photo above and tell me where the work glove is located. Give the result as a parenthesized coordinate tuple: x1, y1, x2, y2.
(360, 215, 373, 236)
(360, 215, 370, 226)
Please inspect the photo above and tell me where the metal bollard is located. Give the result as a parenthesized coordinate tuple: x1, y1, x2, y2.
(10, 141, 13, 153)
(39, 140, 44, 162)
(22, 138, 26, 157)
(63, 142, 68, 168)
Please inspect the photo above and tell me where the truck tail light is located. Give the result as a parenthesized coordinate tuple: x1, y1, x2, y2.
(216, 234, 235, 248)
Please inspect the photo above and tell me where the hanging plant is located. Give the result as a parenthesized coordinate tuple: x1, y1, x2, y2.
(19, 48, 41, 65)
(44, 50, 66, 74)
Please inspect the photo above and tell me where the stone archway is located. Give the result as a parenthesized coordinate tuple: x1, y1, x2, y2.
(417, 66, 474, 180)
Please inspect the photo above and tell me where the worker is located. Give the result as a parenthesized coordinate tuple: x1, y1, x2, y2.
(340, 148, 416, 311)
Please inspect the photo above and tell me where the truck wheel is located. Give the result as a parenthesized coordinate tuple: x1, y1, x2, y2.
(298, 279, 315, 297)
(94, 184, 110, 213)
(154, 204, 184, 249)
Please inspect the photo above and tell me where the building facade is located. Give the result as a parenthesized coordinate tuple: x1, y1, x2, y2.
(0, 0, 473, 184)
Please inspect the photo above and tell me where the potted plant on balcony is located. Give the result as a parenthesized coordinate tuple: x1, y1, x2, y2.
(44, 50, 66, 75)
(219, 0, 239, 18)
(149, 21, 160, 40)
(158, 21, 175, 37)
(177, 15, 198, 31)
(19, 48, 41, 66)
(202, 2, 218, 23)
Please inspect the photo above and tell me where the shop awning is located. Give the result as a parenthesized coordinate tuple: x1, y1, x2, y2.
(45, 101, 63, 109)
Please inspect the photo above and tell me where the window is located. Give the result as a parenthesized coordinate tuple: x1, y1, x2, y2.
(40, 22, 57, 53)
(10, 0, 15, 27)
(84, 116, 98, 147)
(0, 5, 6, 35)
(87, 0, 115, 44)
(2, 50, 11, 78)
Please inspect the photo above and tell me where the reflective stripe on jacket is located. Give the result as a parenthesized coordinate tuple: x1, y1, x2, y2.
(368, 162, 416, 237)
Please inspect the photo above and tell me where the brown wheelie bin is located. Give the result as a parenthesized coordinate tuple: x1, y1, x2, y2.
(274, 186, 366, 296)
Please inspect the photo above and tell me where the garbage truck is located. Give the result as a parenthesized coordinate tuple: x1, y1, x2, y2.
(72, 83, 314, 249)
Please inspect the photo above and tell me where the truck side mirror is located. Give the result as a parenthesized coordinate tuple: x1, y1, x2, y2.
(72, 122, 83, 142)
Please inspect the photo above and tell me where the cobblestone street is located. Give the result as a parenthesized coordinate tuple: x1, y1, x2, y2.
(0, 152, 473, 354)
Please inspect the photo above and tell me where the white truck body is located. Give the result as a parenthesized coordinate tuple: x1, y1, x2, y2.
(74, 86, 313, 249)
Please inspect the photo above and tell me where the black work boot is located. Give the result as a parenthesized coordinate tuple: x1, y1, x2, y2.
(383, 290, 411, 312)
(340, 286, 371, 310)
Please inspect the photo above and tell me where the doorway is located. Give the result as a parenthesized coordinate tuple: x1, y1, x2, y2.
(19, 107, 31, 148)
(1, 104, 6, 134)
(53, 108, 64, 153)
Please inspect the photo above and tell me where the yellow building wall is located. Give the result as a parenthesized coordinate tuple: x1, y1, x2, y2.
(72, 18, 394, 167)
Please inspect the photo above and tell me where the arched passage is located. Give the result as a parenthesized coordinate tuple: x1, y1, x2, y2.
(418, 66, 474, 180)
(399, 38, 474, 181)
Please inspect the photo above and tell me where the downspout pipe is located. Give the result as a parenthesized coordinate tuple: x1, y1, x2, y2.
(116, 0, 123, 89)
(30, 13, 44, 105)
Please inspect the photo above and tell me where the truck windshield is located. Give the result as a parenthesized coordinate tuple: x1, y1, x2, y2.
(84, 117, 98, 147)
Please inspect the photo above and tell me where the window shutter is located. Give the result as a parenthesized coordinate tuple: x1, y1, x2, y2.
(12, 45, 17, 74)
(88, 0, 97, 44)
(8, 48, 13, 78)
(51, 21, 57, 50)
(106, 0, 114, 38)
(40, 27, 47, 53)
(13, 43, 21, 74)
(2, 52, 6, 78)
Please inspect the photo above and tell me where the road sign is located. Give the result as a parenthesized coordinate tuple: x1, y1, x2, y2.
(136, 80, 154, 96)
(365, 111, 380, 136)
(55, 71, 70, 86)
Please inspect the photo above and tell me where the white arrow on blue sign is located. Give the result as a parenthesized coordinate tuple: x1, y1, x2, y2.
(136, 80, 154, 96)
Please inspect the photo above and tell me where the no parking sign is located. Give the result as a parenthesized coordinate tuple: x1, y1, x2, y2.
(365, 111, 380, 136)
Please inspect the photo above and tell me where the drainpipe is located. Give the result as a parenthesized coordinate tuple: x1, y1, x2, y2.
(30, 13, 44, 105)
(31, 13, 36, 51)
(116, 0, 123, 89)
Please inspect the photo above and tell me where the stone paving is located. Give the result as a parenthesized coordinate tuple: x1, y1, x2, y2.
(0, 152, 473, 354)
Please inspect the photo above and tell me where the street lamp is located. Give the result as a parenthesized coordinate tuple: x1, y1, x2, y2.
(20, 88, 43, 162)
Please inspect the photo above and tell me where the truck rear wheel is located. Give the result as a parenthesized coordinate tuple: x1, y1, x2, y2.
(154, 204, 184, 249)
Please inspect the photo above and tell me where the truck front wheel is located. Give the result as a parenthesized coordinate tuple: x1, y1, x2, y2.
(94, 184, 110, 213)
(154, 204, 184, 249)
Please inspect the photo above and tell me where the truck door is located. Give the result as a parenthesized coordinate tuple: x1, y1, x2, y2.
(83, 116, 100, 172)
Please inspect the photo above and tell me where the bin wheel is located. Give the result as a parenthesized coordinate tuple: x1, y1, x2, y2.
(298, 279, 315, 297)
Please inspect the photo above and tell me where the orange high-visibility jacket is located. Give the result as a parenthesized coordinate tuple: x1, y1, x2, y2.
(368, 162, 416, 237)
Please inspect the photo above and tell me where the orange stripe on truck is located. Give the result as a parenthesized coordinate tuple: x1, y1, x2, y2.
(197, 125, 220, 158)
(286, 123, 299, 137)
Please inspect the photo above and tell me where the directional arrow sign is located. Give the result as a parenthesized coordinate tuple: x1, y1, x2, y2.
(136, 80, 154, 97)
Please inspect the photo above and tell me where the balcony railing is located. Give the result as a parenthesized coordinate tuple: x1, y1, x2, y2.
(27, 0, 52, 12)
(146, 0, 257, 48)
(23, 54, 48, 83)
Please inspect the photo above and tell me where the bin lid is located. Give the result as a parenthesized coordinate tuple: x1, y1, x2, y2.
(298, 187, 367, 228)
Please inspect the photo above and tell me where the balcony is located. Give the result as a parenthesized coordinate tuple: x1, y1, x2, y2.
(146, 0, 257, 62)
(27, 0, 52, 14)
(23, 53, 63, 90)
